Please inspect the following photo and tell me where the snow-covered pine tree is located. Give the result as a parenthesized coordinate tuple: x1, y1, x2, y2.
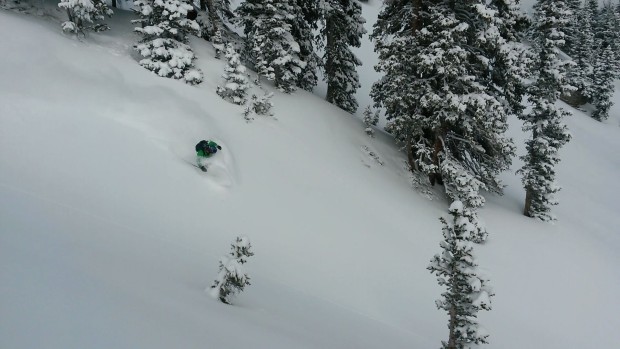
(372, 0, 524, 240)
(236, 0, 261, 54)
(212, 28, 224, 59)
(371, 0, 429, 173)
(58, 0, 113, 34)
(586, 0, 600, 28)
(251, 93, 274, 116)
(440, 158, 488, 243)
(615, 2, 620, 72)
(616, 0, 620, 49)
(236, 0, 305, 93)
(214, 0, 233, 22)
(200, 0, 233, 39)
(363, 105, 379, 137)
(216, 43, 250, 105)
(373, 0, 520, 192)
(291, 0, 320, 91)
(519, 0, 573, 221)
(428, 201, 494, 349)
(565, 0, 595, 105)
(321, 0, 366, 114)
(590, 3, 619, 120)
(563, 0, 583, 56)
(243, 93, 275, 120)
(488, 0, 530, 113)
(210, 236, 254, 304)
(591, 43, 616, 121)
(133, 0, 203, 84)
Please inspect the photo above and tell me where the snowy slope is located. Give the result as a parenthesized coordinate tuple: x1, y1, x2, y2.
(1, 3, 620, 349)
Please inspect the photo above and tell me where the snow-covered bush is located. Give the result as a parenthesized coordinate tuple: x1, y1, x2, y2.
(133, 0, 203, 85)
(252, 93, 274, 116)
(362, 105, 379, 137)
(216, 43, 249, 105)
(58, 0, 112, 35)
(428, 201, 494, 349)
(210, 236, 254, 304)
(244, 93, 274, 118)
(212, 29, 224, 59)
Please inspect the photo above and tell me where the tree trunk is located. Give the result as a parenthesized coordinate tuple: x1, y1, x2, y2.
(411, 0, 423, 33)
(524, 186, 533, 217)
(66, 8, 73, 23)
(200, 0, 206, 11)
(447, 304, 457, 349)
(407, 140, 417, 172)
(429, 129, 445, 186)
(112, 0, 117, 8)
(205, 0, 218, 38)
(325, 13, 336, 105)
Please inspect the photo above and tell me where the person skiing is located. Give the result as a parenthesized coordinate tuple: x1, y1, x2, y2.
(195, 140, 222, 172)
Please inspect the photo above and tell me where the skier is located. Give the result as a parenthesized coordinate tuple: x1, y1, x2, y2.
(195, 140, 222, 172)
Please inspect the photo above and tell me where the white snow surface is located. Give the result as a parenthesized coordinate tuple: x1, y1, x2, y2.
(1, 2, 620, 349)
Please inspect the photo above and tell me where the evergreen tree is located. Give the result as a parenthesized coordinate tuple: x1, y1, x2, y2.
(210, 236, 253, 304)
(565, 0, 595, 104)
(216, 43, 250, 105)
(440, 159, 488, 243)
(201, 0, 233, 39)
(363, 105, 379, 137)
(133, 0, 203, 84)
(371, 0, 430, 174)
(214, 0, 233, 21)
(372, 1, 521, 192)
(586, 0, 600, 29)
(563, 0, 583, 56)
(292, 0, 321, 91)
(321, 0, 366, 114)
(236, 0, 305, 92)
(58, 0, 112, 34)
(591, 43, 616, 120)
(428, 201, 494, 349)
(488, 0, 530, 114)
(590, 4, 619, 120)
(372, 0, 525, 239)
(519, 0, 572, 221)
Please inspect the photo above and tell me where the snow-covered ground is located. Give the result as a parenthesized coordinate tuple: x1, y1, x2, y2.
(1, 2, 620, 349)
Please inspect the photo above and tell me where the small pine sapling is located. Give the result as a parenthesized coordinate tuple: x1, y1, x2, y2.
(253, 77, 261, 86)
(428, 201, 494, 349)
(212, 29, 224, 59)
(362, 105, 379, 137)
(216, 43, 250, 105)
(210, 236, 254, 304)
(243, 105, 254, 122)
(249, 93, 274, 116)
(252, 93, 274, 116)
(242, 93, 274, 121)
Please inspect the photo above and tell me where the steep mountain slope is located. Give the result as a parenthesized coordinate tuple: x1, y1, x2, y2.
(1, 3, 619, 349)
